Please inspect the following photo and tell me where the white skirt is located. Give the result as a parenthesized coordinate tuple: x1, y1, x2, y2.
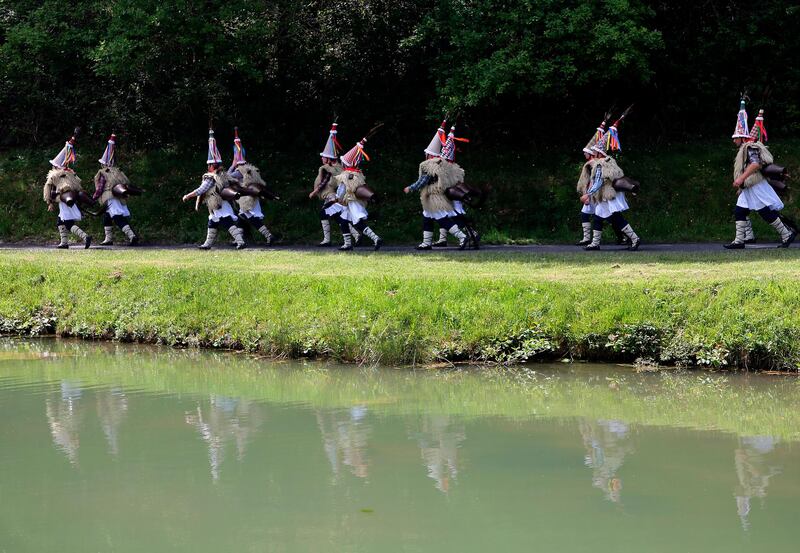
(737, 180, 784, 212)
(581, 203, 595, 215)
(58, 202, 82, 221)
(106, 198, 131, 218)
(240, 200, 263, 219)
(593, 192, 629, 219)
(345, 202, 368, 224)
(323, 202, 344, 217)
(208, 201, 238, 222)
(423, 209, 458, 220)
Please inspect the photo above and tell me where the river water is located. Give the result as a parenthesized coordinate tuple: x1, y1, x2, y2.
(1, 339, 799, 552)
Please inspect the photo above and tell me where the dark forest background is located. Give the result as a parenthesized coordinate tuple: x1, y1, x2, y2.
(2, 0, 800, 245)
(2, 0, 799, 149)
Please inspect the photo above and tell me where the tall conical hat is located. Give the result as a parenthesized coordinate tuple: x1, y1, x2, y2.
(591, 134, 609, 157)
(206, 129, 223, 165)
(732, 99, 750, 139)
(98, 134, 117, 166)
(340, 137, 369, 169)
(748, 109, 768, 143)
(50, 133, 77, 169)
(320, 123, 342, 159)
(424, 120, 447, 157)
(229, 127, 247, 171)
(583, 116, 608, 155)
(440, 125, 469, 162)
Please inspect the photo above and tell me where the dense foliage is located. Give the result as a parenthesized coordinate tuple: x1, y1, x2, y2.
(2, 0, 799, 149)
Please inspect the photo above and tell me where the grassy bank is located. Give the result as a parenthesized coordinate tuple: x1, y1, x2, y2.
(1, 139, 800, 244)
(2, 249, 800, 370)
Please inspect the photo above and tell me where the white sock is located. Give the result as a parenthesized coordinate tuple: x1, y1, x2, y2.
(229, 226, 245, 246)
(71, 226, 88, 241)
(732, 221, 747, 244)
(744, 219, 755, 241)
(436, 227, 448, 243)
(58, 225, 69, 246)
(581, 222, 592, 242)
(420, 231, 434, 247)
(620, 224, 639, 243)
(770, 218, 792, 241)
(448, 225, 467, 243)
(201, 228, 218, 248)
(341, 233, 352, 248)
(121, 225, 136, 242)
(589, 230, 602, 247)
(321, 220, 331, 243)
(257, 225, 272, 240)
(103, 226, 114, 243)
(362, 226, 379, 244)
(349, 224, 361, 242)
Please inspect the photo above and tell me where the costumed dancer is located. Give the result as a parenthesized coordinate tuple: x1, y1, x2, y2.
(579, 111, 641, 251)
(308, 123, 352, 246)
(724, 101, 795, 249)
(576, 115, 607, 246)
(93, 134, 141, 246)
(227, 128, 275, 246)
(438, 125, 481, 248)
(43, 131, 93, 249)
(404, 123, 470, 250)
(335, 136, 382, 250)
(181, 129, 246, 250)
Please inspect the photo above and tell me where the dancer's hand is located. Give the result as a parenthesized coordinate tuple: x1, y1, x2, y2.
(403, 187, 411, 194)
(182, 193, 192, 202)
(733, 176, 745, 188)
(580, 194, 589, 205)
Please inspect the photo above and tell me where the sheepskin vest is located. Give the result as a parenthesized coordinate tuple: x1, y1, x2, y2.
(734, 142, 773, 188)
(201, 171, 231, 213)
(44, 169, 82, 205)
(336, 170, 367, 210)
(576, 159, 599, 195)
(586, 157, 624, 203)
(315, 164, 343, 203)
(234, 163, 266, 213)
(94, 166, 130, 206)
(418, 158, 459, 214)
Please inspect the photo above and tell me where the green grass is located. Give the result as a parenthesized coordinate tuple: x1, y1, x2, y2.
(2, 249, 800, 370)
(3, 340, 800, 440)
(1, 139, 799, 244)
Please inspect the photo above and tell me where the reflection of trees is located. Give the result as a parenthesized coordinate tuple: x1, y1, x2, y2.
(579, 418, 634, 504)
(734, 435, 781, 531)
(95, 387, 128, 456)
(315, 406, 371, 481)
(411, 415, 466, 493)
(45, 380, 84, 467)
(184, 395, 264, 481)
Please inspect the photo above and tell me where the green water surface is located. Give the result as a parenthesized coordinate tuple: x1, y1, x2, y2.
(0, 339, 799, 552)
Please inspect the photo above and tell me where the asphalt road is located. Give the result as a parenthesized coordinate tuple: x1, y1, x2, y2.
(1, 241, 796, 253)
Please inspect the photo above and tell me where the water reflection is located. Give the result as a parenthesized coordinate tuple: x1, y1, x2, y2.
(95, 387, 128, 456)
(579, 418, 634, 504)
(411, 415, 466, 493)
(184, 395, 264, 481)
(316, 406, 371, 481)
(5, 340, 798, 552)
(734, 435, 781, 531)
(45, 380, 84, 466)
